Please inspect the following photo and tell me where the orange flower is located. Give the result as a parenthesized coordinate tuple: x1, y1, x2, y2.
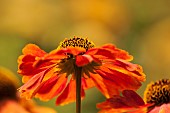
(18, 37, 146, 106)
(97, 79, 170, 113)
(144, 79, 170, 113)
(0, 66, 56, 113)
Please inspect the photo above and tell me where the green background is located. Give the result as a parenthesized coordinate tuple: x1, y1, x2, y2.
(0, 0, 170, 113)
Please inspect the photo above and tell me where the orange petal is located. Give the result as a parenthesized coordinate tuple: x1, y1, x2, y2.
(98, 107, 147, 113)
(86, 48, 115, 60)
(18, 44, 50, 76)
(45, 49, 67, 60)
(56, 79, 85, 105)
(98, 108, 125, 113)
(22, 44, 46, 56)
(115, 59, 145, 78)
(18, 70, 47, 99)
(90, 73, 119, 98)
(97, 59, 146, 93)
(22, 76, 32, 83)
(106, 60, 146, 82)
(97, 90, 151, 113)
(17, 55, 36, 75)
(99, 96, 129, 109)
(55, 47, 86, 56)
(36, 74, 67, 101)
(101, 44, 133, 61)
(76, 55, 93, 67)
(18, 54, 55, 76)
(82, 77, 95, 90)
(96, 67, 142, 92)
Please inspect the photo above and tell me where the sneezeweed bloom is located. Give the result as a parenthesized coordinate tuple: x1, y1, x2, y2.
(144, 79, 170, 113)
(0, 66, 56, 113)
(17, 37, 146, 113)
(97, 79, 170, 113)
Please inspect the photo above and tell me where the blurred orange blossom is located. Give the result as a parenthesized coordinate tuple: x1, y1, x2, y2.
(0, 66, 56, 113)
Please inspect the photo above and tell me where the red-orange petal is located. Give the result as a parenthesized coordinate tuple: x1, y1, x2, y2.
(98, 107, 147, 113)
(18, 62, 44, 75)
(44, 49, 67, 60)
(18, 70, 47, 99)
(22, 44, 46, 56)
(82, 77, 95, 90)
(21, 55, 35, 62)
(56, 79, 85, 106)
(90, 73, 119, 98)
(36, 74, 67, 101)
(101, 44, 133, 61)
(122, 90, 145, 106)
(18, 54, 55, 76)
(22, 76, 32, 83)
(55, 47, 86, 56)
(76, 55, 93, 67)
(114, 59, 145, 80)
(96, 67, 142, 93)
(86, 48, 115, 60)
(96, 59, 146, 93)
(97, 90, 151, 113)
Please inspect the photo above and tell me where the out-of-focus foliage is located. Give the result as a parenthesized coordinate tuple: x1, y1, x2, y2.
(0, 0, 170, 113)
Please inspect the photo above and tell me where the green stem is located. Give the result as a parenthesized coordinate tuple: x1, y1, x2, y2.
(74, 65, 82, 113)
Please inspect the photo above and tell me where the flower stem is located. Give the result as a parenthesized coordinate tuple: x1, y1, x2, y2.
(74, 65, 82, 113)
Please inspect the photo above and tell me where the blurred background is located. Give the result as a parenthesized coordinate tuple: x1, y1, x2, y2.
(0, 0, 170, 113)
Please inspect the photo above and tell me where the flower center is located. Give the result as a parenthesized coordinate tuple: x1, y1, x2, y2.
(58, 37, 95, 50)
(57, 37, 96, 77)
(144, 79, 170, 106)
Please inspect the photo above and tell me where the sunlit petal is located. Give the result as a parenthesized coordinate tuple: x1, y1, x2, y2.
(22, 44, 46, 56)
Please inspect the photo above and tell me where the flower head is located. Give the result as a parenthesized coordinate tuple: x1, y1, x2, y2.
(18, 37, 146, 105)
(97, 79, 170, 113)
(144, 79, 170, 112)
